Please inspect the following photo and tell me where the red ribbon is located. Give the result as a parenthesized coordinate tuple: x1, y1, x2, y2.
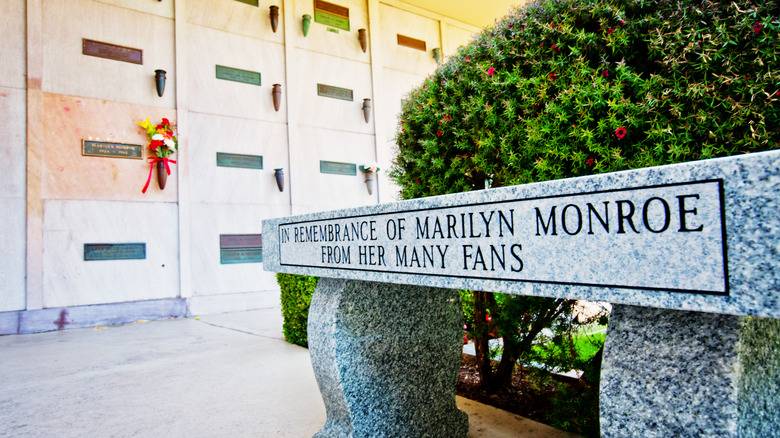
(142, 157, 177, 193)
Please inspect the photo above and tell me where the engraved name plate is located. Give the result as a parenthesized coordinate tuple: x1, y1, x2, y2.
(216, 152, 264, 169)
(220, 234, 263, 249)
(84, 243, 146, 261)
(397, 34, 427, 51)
(314, 0, 350, 31)
(83, 39, 143, 64)
(320, 160, 357, 176)
(275, 180, 728, 294)
(220, 234, 263, 264)
(221, 248, 263, 264)
(82, 140, 143, 160)
(216, 65, 262, 86)
(317, 84, 353, 101)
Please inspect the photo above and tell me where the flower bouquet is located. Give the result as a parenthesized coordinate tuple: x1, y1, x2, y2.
(359, 163, 380, 195)
(136, 117, 178, 193)
(358, 164, 380, 173)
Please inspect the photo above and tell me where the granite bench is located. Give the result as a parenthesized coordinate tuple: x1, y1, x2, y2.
(263, 150, 780, 437)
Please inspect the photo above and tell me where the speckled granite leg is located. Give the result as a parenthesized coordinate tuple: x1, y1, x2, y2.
(600, 304, 780, 437)
(307, 278, 469, 438)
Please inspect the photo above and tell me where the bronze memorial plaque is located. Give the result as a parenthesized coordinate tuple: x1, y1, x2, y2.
(397, 34, 427, 51)
(82, 39, 143, 64)
(220, 234, 263, 264)
(319, 160, 357, 175)
(220, 234, 263, 249)
(84, 243, 146, 261)
(216, 152, 264, 169)
(215, 65, 262, 86)
(314, 0, 349, 18)
(314, 0, 350, 31)
(317, 83, 354, 101)
(220, 248, 263, 264)
(82, 140, 143, 159)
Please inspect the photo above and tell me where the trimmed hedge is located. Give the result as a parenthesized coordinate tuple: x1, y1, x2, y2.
(391, 0, 780, 196)
(278, 273, 319, 347)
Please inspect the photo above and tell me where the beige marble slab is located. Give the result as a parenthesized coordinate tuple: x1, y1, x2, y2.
(443, 22, 478, 55)
(187, 24, 286, 121)
(42, 93, 178, 202)
(1, 87, 27, 199)
(187, 0, 284, 43)
(188, 112, 290, 205)
(286, 49, 374, 133)
(378, 3, 440, 75)
(289, 125, 377, 213)
(42, 0, 176, 108)
(0, 86, 27, 311)
(95, 0, 174, 18)
(291, 0, 370, 62)
(0, 198, 26, 312)
(189, 203, 287, 297)
(0, 0, 26, 89)
(42, 200, 180, 308)
(374, 68, 426, 203)
(187, 290, 281, 315)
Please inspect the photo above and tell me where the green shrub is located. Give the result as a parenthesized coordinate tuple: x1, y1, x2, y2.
(392, 1, 778, 436)
(278, 273, 319, 347)
(391, 0, 780, 196)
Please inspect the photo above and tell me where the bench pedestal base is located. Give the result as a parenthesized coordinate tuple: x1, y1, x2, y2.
(601, 305, 780, 437)
(308, 278, 468, 438)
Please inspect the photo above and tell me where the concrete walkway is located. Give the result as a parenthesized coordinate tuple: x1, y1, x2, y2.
(0, 308, 579, 437)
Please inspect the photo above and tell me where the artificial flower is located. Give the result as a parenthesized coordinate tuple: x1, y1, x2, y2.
(136, 117, 178, 194)
(359, 163, 380, 173)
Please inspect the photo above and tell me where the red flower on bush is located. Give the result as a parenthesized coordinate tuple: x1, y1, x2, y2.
(586, 158, 595, 166)
(415, 179, 420, 184)
(615, 127, 627, 139)
(549, 72, 558, 80)
(487, 67, 496, 76)
(443, 114, 452, 122)
(436, 129, 443, 137)
(607, 28, 615, 35)
(602, 70, 609, 77)
(753, 22, 764, 33)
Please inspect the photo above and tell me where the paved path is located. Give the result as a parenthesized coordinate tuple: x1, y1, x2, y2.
(0, 308, 578, 437)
